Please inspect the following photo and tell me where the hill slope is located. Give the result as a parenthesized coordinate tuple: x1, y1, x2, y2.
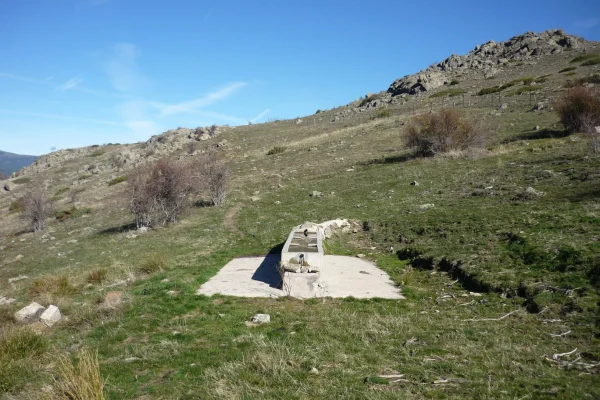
(0, 30, 599, 399)
(0, 150, 37, 176)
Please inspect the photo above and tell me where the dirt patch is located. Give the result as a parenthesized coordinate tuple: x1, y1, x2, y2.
(223, 203, 243, 236)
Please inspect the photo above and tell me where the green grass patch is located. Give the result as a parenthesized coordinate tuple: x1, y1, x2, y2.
(570, 53, 600, 63)
(108, 176, 127, 186)
(8, 200, 24, 213)
(505, 85, 543, 96)
(559, 66, 577, 73)
(78, 174, 92, 181)
(138, 252, 168, 274)
(581, 57, 600, 66)
(12, 177, 30, 184)
(429, 88, 466, 98)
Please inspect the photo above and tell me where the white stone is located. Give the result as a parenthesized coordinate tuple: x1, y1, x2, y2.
(15, 302, 46, 323)
(0, 296, 16, 306)
(40, 305, 62, 327)
(250, 314, 270, 324)
(8, 275, 28, 284)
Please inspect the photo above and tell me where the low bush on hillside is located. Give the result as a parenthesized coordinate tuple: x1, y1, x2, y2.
(565, 74, 600, 88)
(554, 86, 600, 152)
(477, 86, 502, 95)
(559, 66, 577, 73)
(506, 85, 543, 96)
(405, 109, 488, 156)
(8, 199, 24, 213)
(429, 88, 465, 98)
(267, 146, 287, 155)
(88, 150, 104, 157)
(108, 176, 127, 186)
(199, 150, 229, 206)
(449, 79, 459, 85)
(21, 189, 54, 232)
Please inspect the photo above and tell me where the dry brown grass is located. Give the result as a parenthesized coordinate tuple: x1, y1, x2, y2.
(29, 275, 78, 298)
(46, 348, 106, 400)
(86, 268, 107, 285)
(554, 86, 600, 133)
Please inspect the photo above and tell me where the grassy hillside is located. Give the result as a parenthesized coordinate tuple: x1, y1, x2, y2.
(0, 42, 599, 399)
(0, 150, 37, 177)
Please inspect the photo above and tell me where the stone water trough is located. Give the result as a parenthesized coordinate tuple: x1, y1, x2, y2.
(280, 223, 324, 273)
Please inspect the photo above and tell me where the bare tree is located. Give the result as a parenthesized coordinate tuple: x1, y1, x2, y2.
(127, 159, 199, 228)
(21, 189, 54, 232)
(197, 150, 229, 206)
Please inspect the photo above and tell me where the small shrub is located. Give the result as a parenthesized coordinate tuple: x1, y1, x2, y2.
(405, 109, 488, 156)
(78, 175, 92, 181)
(535, 74, 552, 84)
(208, 124, 218, 137)
(110, 153, 126, 168)
(521, 77, 536, 85)
(128, 159, 200, 228)
(87, 268, 107, 284)
(449, 79, 459, 85)
(186, 141, 198, 154)
(198, 150, 229, 206)
(564, 72, 577, 76)
(108, 176, 127, 186)
(429, 88, 465, 98)
(0, 327, 47, 360)
(559, 67, 577, 73)
(30, 275, 78, 297)
(267, 146, 287, 155)
(570, 54, 600, 63)
(51, 348, 106, 400)
(553, 86, 600, 134)
(12, 177, 31, 184)
(359, 93, 381, 107)
(145, 145, 156, 157)
(21, 189, 54, 231)
(55, 206, 91, 221)
(315, 109, 322, 114)
(138, 252, 168, 274)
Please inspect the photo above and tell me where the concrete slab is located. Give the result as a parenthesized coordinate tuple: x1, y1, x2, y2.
(196, 255, 403, 299)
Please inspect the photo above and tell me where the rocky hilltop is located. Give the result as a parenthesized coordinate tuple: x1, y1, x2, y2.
(387, 29, 586, 97)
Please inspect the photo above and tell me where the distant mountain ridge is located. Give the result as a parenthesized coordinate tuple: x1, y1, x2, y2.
(0, 150, 37, 176)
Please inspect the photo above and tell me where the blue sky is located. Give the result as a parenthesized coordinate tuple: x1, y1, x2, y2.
(0, 0, 598, 155)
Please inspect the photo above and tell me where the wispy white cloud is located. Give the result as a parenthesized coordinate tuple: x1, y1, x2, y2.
(574, 18, 599, 29)
(0, 72, 51, 85)
(0, 108, 122, 126)
(251, 108, 270, 123)
(154, 82, 247, 116)
(106, 43, 147, 92)
(56, 76, 83, 91)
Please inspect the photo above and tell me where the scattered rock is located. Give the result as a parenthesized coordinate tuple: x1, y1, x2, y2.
(67, 239, 78, 244)
(250, 196, 261, 202)
(531, 102, 545, 112)
(15, 302, 46, 323)
(310, 191, 323, 198)
(124, 357, 140, 362)
(410, 181, 420, 186)
(534, 125, 540, 131)
(8, 275, 28, 284)
(0, 296, 16, 306)
(356, 254, 366, 258)
(40, 305, 62, 327)
(310, 367, 319, 375)
(15, 254, 24, 261)
(250, 314, 270, 324)
(419, 204, 435, 209)
(138, 226, 149, 233)
(497, 103, 508, 111)
(125, 233, 138, 239)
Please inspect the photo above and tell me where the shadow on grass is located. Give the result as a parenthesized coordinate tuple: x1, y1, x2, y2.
(194, 200, 214, 208)
(568, 188, 600, 203)
(505, 128, 571, 143)
(98, 222, 138, 235)
(361, 151, 420, 166)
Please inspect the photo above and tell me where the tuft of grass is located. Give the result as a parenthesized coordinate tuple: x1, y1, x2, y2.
(429, 88, 466, 98)
(371, 109, 391, 119)
(55, 206, 92, 221)
(8, 199, 24, 213)
(30, 275, 79, 297)
(564, 71, 577, 76)
(78, 175, 92, 181)
(50, 348, 106, 400)
(108, 176, 127, 186)
(138, 252, 168, 274)
(12, 177, 31, 184)
(477, 86, 502, 95)
(449, 79, 459, 85)
(267, 146, 287, 156)
(86, 268, 107, 285)
(570, 54, 600, 63)
(0, 327, 47, 360)
(559, 66, 577, 73)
